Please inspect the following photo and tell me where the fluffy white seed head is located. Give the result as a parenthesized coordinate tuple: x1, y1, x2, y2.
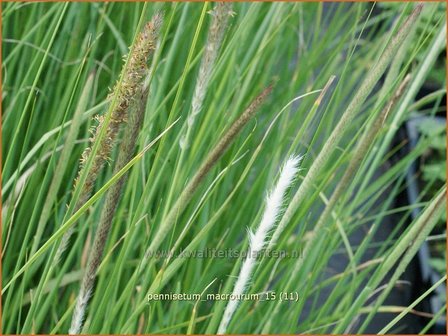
(218, 155, 301, 334)
(251, 155, 301, 252)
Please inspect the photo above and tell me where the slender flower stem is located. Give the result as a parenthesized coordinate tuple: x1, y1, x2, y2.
(263, 74, 413, 333)
(145, 85, 273, 262)
(357, 19, 446, 199)
(299, 75, 412, 328)
(160, 2, 233, 257)
(263, 8, 423, 328)
(269, 4, 423, 248)
(291, 75, 411, 276)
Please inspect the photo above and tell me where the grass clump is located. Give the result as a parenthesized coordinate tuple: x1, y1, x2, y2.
(2, 2, 446, 334)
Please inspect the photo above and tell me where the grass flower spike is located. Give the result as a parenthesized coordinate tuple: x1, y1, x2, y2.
(269, 4, 423, 247)
(77, 13, 162, 206)
(145, 85, 273, 260)
(69, 14, 162, 334)
(56, 13, 163, 261)
(180, 2, 233, 149)
(218, 155, 301, 334)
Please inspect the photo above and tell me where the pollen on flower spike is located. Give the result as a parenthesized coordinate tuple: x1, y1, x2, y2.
(68, 14, 164, 334)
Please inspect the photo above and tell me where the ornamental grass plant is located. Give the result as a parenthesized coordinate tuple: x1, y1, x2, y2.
(2, 1, 446, 334)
